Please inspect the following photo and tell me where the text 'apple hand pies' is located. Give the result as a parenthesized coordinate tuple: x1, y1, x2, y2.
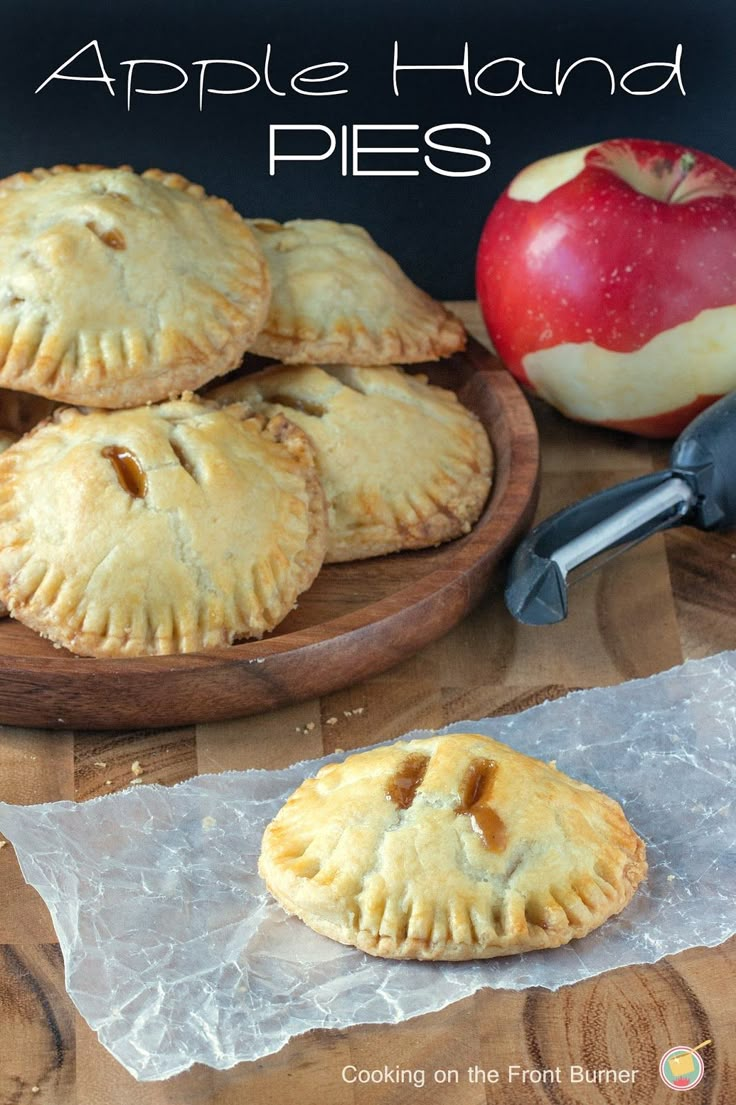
(247, 219, 466, 365)
(209, 364, 492, 562)
(0, 165, 270, 407)
(0, 398, 327, 657)
(259, 733, 647, 961)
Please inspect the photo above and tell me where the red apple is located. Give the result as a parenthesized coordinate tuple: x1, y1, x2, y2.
(476, 138, 736, 436)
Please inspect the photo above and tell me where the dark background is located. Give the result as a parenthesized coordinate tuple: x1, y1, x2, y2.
(1, 0, 733, 298)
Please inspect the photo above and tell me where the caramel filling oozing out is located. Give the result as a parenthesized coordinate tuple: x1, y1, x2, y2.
(457, 759, 507, 853)
(85, 221, 126, 250)
(102, 445, 147, 499)
(386, 754, 429, 810)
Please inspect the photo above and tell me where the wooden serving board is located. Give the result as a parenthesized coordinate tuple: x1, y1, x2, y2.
(0, 339, 539, 730)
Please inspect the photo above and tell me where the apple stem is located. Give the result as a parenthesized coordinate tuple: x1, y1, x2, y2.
(665, 152, 697, 203)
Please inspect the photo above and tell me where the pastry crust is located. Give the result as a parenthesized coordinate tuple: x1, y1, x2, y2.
(259, 733, 647, 961)
(0, 165, 270, 407)
(0, 429, 18, 453)
(209, 364, 492, 561)
(248, 219, 466, 364)
(0, 398, 327, 656)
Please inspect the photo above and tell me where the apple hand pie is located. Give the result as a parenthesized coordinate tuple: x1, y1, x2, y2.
(209, 364, 492, 562)
(0, 165, 270, 408)
(259, 733, 647, 961)
(247, 218, 466, 364)
(0, 398, 326, 656)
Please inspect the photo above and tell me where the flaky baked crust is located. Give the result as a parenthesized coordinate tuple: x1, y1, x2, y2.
(248, 219, 466, 364)
(209, 364, 492, 561)
(259, 733, 647, 960)
(0, 165, 270, 407)
(0, 398, 327, 656)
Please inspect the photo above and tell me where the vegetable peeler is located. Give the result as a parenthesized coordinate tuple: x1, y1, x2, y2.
(506, 391, 736, 625)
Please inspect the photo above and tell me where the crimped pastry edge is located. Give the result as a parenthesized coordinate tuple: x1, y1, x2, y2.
(260, 857, 645, 961)
(251, 311, 467, 366)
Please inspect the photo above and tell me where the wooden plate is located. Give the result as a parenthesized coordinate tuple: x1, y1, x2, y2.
(0, 341, 539, 730)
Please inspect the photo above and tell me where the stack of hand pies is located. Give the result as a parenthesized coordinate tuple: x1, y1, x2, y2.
(0, 165, 492, 657)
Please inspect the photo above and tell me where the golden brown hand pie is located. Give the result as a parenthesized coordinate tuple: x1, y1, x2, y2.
(248, 219, 466, 364)
(0, 165, 270, 407)
(209, 364, 492, 562)
(259, 733, 647, 961)
(0, 398, 326, 657)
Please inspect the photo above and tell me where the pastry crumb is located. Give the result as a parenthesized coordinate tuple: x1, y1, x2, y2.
(0, 840, 7, 849)
(129, 778, 143, 786)
(131, 760, 144, 777)
(353, 706, 364, 715)
(325, 716, 338, 725)
(94, 761, 107, 768)
(667, 874, 676, 881)
(305, 721, 315, 732)
(105, 780, 112, 786)
(201, 816, 217, 830)
(31, 1088, 40, 1095)
(548, 759, 557, 769)
(334, 747, 345, 755)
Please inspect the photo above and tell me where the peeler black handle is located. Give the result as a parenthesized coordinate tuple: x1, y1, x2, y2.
(504, 471, 685, 624)
(671, 389, 736, 529)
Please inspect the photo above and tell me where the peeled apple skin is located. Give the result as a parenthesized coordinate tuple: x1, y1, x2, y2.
(476, 138, 736, 437)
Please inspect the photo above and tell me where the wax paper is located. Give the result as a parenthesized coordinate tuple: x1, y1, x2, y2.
(0, 652, 734, 1081)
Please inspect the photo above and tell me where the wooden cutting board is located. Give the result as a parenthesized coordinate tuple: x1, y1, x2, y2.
(0, 305, 732, 1105)
(0, 338, 539, 730)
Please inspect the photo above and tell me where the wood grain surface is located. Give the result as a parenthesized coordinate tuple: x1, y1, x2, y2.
(0, 341, 538, 730)
(0, 302, 733, 1104)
